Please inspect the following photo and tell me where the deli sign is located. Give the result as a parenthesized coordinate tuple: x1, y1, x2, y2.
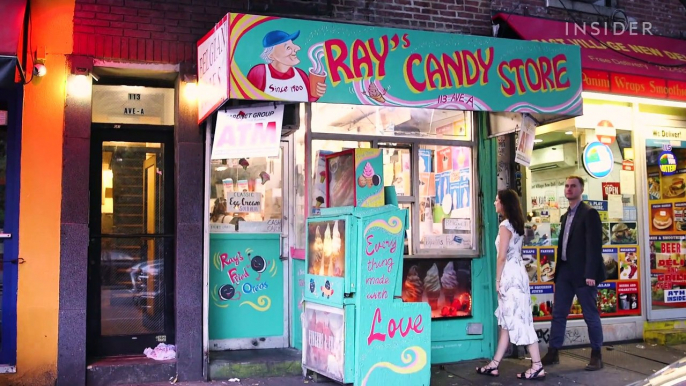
(197, 14, 229, 124)
(211, 104, 284, 159)
(582, 69, 686, 102)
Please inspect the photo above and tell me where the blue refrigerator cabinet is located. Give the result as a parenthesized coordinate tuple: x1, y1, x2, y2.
(302, 205, 432, 385)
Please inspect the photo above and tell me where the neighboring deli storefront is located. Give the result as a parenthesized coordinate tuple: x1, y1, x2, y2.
(493, 14, 686, 342)
(197, 13, 583, 372)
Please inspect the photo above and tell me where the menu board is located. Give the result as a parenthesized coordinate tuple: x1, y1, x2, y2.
(646, 136, 686, 309)
(525, 244, 641, 321)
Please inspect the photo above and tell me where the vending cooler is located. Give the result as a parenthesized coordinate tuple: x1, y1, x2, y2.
(302, 204, 432, 385)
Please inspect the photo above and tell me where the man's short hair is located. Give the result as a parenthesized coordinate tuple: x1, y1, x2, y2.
(260, 46, 274, 63)
(567, 175, 585, 188)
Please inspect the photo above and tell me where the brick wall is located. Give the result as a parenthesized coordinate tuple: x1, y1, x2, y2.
(73, 0, 493, 64)
(492, 0, 686, 39)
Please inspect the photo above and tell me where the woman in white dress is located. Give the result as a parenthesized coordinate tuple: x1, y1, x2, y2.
(476, 189, 545, 380)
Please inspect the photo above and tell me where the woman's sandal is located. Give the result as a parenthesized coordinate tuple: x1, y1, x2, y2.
(475, 359, 500, 377)
(517, 361, 546, 381)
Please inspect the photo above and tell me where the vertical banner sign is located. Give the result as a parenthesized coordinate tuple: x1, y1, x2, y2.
(197, 14, 230, 123)
(515, 115, 537, 167)
(211, 104, 284, 159)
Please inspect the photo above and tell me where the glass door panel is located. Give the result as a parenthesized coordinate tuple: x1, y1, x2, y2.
(209, 150, 283, 233)
(89, 130, 174, 357)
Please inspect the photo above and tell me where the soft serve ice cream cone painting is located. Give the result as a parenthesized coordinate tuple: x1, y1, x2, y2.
(307, 220, 346, 278)
(402, 259, 472, 318)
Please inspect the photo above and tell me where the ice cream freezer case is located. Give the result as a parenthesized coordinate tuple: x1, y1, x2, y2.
(303, 205, 432, 385)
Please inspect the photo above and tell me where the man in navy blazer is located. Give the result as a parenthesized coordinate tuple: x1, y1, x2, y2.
(541, 176, 607, 371)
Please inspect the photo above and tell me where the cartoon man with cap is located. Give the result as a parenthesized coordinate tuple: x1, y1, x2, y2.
(247, 30, 326, 102)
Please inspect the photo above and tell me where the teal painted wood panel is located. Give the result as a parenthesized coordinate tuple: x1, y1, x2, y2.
(209, 233, 284, 340)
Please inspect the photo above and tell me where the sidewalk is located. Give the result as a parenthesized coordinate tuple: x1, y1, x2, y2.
(123, 343, 686, 386)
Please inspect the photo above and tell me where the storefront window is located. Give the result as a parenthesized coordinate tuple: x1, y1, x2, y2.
(310, 103, 478, 257)
(381, 145, 412, 196)
(311, 104, 472, 141)
(311, 139, 370, 215)
(418, 145, 473, 251)
(645, 124, 686, 310)
(209, 151, 283, 233)
(524, 105, 641, 320)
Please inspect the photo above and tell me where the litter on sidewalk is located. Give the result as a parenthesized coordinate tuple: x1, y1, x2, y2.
(143, 343, 177, 360)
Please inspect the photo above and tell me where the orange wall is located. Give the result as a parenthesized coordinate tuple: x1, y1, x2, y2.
(2, 0, 74, 385)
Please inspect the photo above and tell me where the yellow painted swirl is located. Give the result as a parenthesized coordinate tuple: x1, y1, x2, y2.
(364, 216, 403, 235)
(361, 346, 427, 386)
(239, 295, 271, 312)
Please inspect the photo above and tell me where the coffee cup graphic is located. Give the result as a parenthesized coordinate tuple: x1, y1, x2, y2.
(309, 68, 327, 98)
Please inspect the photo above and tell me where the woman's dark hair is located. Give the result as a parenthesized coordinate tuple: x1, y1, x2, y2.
(497, 188, 525, 236)
(210, 197, 228, 222)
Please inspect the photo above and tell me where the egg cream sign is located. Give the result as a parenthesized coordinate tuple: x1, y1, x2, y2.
(214, 13, 583, 116)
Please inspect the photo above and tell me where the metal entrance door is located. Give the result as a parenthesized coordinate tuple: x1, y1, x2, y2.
(87, 126, 175, 357)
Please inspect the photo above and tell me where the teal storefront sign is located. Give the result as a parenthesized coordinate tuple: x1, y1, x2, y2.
(209, 233, 283, 340)
(212, 13, 582, 116)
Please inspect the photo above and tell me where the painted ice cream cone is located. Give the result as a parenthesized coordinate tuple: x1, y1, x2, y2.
(441, 261, 459, 305)
(370, 95, 386, 104)
(313, 226, 324, 275)
(323, 224, 332, 275)
(363, 162, 375, 188)
(424, 263, 441, 310)
(332, 220, 341, 256)
(403, 265, 424, 302)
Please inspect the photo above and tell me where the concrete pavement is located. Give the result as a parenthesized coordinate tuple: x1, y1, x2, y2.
(122, 343, 686, 386)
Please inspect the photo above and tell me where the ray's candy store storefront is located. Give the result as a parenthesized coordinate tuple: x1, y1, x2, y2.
(195, 13, 583, 379)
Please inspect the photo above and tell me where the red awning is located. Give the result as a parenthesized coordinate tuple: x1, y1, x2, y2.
(493, 13, 686, 102)
(0, 0, 27, 56)
(0, 0, 27, 87)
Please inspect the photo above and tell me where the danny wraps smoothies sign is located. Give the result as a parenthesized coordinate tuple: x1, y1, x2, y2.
(201, 13, 583, 117)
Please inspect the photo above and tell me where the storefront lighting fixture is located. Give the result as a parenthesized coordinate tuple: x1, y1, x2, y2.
(67, 74, 91, 98)
(182, 73, 198, 102)
(565, 131, 573, 135)
(582, 92, 686, 109)
(215, 166, 228, 171)
(33, 62, 46, 77)
(534, 139, 543, 143)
